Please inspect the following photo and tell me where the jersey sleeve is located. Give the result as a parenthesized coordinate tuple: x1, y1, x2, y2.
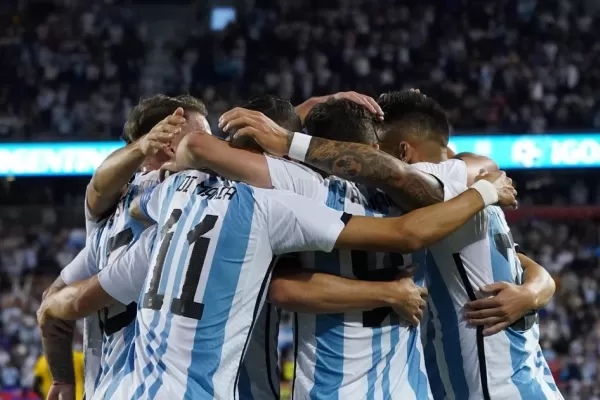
(60, 246, 98, 285)
(97, 226, 156, 305)
(265, 155, 324, 200)
(139, 184, 162, 223)
(262, 189, 347, 255)
(412, 159, 468, 200)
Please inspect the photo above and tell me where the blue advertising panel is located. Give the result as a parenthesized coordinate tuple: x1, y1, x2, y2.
(0, 134, 598, 176)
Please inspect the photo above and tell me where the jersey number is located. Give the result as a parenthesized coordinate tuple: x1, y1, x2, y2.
(142, 209, 218, 321)
(352, 251, 404, 327)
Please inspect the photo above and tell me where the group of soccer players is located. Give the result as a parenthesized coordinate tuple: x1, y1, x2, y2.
(35, 89, 563, 399)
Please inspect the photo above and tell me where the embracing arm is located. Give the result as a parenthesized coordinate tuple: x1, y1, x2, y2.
(303, 136, 444, 210)
(269, 266, 396, 313)
(39, 276, 76, 384)
(454, 152, 499, 186)
(86, 142, 146, 219)
(176, 131, 273, 188)
(518, 253, 555, 309)
(40, 276, 116, 321)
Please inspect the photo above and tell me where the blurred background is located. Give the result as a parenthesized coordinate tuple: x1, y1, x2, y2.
(1, 0, 600, 399)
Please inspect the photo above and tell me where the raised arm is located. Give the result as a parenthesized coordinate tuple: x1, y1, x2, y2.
(86, 108, 184, 220)
(218, 108, 444, 210)
(175, 131, 273, 188)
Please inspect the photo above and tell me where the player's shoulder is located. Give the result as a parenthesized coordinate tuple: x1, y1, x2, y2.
(413, 159, 467, 178)
(266, 155, 324, 181)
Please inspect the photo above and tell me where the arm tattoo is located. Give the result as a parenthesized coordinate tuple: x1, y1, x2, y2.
(42, 276, 76, 383)
(304, 137, 444, 209)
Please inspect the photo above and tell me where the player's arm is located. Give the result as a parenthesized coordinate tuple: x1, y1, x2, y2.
(175, 130, 273, 188)
(517, 252, 555, 309)
(86, 108, 185, 220)
(37, 246, 96, 387)
(130, 179, 168, 224)
(267, 171, 514, 255)
(38, 228, 153, 321)
(465, 251, 555, 336)
(218, 109, 445, 210)
(453, 152, 499, 186)
(269, 261, 426, 325)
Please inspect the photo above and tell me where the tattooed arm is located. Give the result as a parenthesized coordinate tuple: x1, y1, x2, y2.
(39, 276, 76, 384)
(303, 138, 444, 210)
(219, 108, 443, 210)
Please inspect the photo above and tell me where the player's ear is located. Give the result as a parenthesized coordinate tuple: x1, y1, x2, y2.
(398, 141, 412, 163)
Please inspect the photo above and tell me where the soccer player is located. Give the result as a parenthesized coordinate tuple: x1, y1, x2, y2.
(38, 94, 209, 399)
(37, 162, 516, 400)
(180, 95, 439, 398)
(219, 92, 560, 399)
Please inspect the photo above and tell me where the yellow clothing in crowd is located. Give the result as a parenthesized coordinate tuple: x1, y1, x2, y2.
(33, 351, 84, 400)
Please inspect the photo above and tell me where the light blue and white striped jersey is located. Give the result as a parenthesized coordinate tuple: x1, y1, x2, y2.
(79, 170, 160, 397)
(262, 156, 431, 400)
(413, 160, 562, 400)
(91, 171, 349, 400)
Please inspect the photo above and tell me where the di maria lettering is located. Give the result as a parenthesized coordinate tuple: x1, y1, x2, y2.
(175, 175, 237, 200)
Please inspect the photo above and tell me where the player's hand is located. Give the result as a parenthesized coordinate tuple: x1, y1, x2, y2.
(37, 303, 74, 340)
(218, 108, 293, 156)
(139, 107, 186, 158)
(385, 267, 428, 327)
(159, 161, 182, 182)
(330, 91, 384, 120)
(47, 382, 75, 400)
(465, 282, 535, 336)
(474, 169, 518, 209)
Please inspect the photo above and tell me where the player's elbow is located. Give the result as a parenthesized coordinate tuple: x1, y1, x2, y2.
(268, 278, 294, 309)
(394, 225, 428, 253)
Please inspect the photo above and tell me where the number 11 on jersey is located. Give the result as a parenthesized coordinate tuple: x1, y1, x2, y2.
(142, 210, 219, 321)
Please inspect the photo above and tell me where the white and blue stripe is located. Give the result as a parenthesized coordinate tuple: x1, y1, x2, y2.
(293, 178, 431, 400)
(422, 206, 563, 400)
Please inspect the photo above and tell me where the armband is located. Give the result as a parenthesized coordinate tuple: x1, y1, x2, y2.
(469, 180, 498, 207)
(288, 132, 312, 162)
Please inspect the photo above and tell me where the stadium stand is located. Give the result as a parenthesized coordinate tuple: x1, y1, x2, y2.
(1, 0, 599, 399)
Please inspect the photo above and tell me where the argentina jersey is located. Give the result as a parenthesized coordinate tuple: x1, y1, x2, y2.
(413, 160, 562, 400)
(92, 171, 350, 400)
(84, 170, 160, 397)
(265, 156, 431, 400)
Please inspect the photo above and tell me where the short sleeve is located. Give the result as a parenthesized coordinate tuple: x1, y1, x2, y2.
(60, 246, 98, 285)
(139, 184, 162, 223)
(412, 159, 468, 200)
(84, 192, 108, 237)
(261, 189, 347, 255)
(265, 156, 324, 200)
(97, 226, 156, 305)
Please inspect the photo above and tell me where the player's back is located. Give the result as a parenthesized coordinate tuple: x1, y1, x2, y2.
(264, 157, 430, 400)
(413, 160, 561, 400)
(84, 170, 160, 394)
(94, 170, 348, 400)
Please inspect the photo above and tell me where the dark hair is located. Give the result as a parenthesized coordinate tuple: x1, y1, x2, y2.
(122, 94, 207, 143)
(241, 95, 301, 132)
(304, 98, 379, 145)
(377, 90, 450, 145)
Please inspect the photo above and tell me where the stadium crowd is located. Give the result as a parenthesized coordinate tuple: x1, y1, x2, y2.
(2, 0, 600, 140)
(0, 0, 599, 400)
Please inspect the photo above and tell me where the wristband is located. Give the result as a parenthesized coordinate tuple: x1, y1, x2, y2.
(469, 180, 498, 207)
(288, 132, 312, 162)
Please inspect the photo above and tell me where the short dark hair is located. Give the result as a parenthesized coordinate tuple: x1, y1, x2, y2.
(241, 95, 301, 132)
(377, 91, 449, 145)
(304, 99, 378, 145)
(123, 94, 207, 143)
